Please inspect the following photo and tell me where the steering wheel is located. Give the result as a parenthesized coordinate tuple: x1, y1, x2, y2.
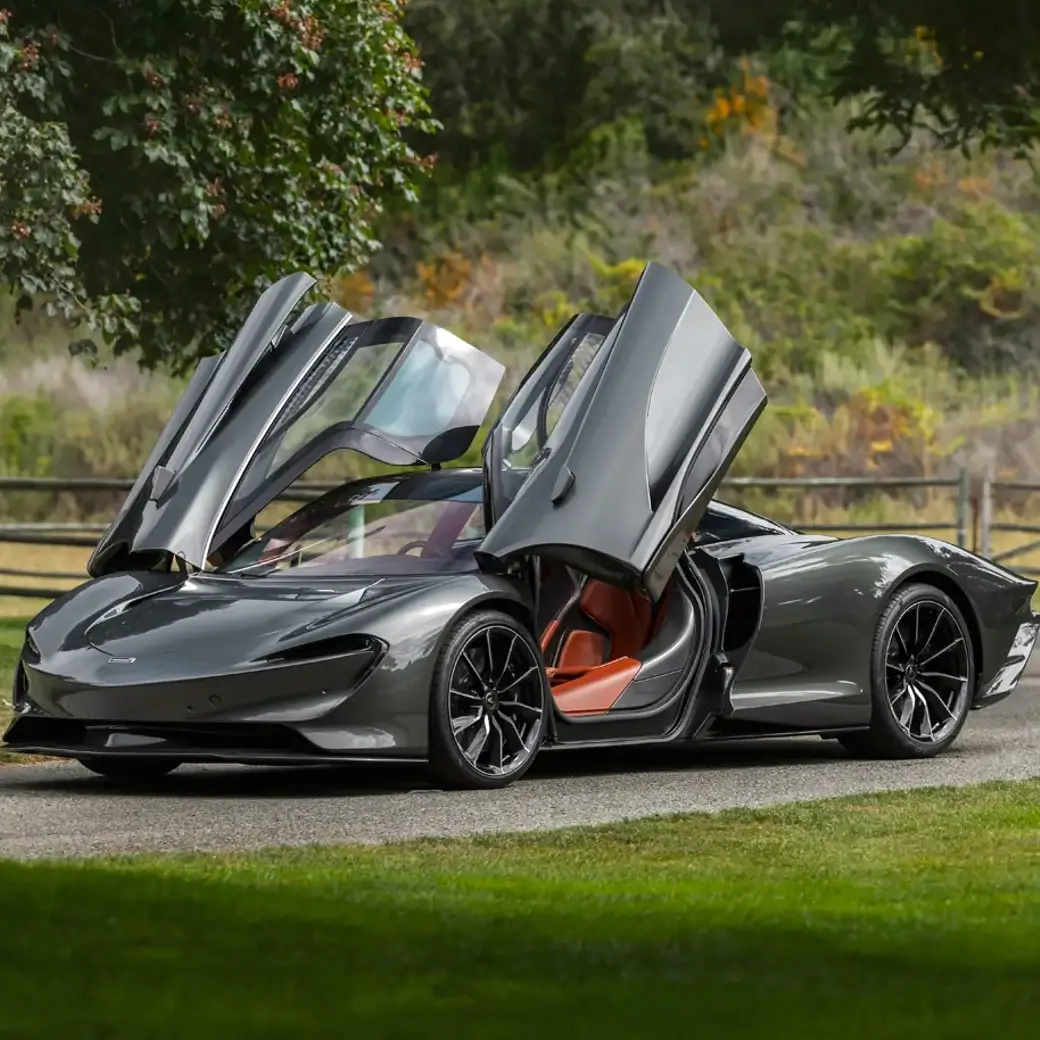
(396, 540, 453, 559)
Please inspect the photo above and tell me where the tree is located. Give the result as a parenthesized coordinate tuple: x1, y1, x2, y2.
(406, 0, 1040, 182)
(805, 1, 1039, 152)
(0, 1, 434, 371)
(704, 0, 1040, 153)
(0, 10, 127, 345)
(404, 0, 722, 175)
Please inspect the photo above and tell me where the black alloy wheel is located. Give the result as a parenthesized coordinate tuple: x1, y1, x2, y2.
(429, 610, 548, 789)
(839, 583, 974, 759)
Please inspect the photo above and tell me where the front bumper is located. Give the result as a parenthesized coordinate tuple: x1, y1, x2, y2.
(971, 614, 1040, 709)
(3, 636, 430, 762)
(1, 716, 425, 766)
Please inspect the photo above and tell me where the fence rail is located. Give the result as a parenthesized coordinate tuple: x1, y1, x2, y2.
(980, 475, 1040, 577)
(0, 469, 1037, 598)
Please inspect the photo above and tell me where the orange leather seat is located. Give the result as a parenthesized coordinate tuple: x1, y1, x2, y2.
(540, 577, 675, 715)
(543, 579, 653, 679)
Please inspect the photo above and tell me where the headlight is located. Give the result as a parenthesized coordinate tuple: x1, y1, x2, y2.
(23, 631, 40, 661)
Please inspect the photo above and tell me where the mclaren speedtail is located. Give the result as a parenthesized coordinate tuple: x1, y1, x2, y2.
(5, 263, 1037, 788)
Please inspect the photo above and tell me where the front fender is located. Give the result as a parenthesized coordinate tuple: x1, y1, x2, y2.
(296, 572, 531, 756)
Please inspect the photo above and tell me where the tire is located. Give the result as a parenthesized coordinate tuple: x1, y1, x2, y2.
(839, 582, 975, 760)
(428, 609, 549, 789)
(77, 757, 181, 781)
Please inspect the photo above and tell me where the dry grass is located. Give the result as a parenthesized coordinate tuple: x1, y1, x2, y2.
(0, 543, 90, 617)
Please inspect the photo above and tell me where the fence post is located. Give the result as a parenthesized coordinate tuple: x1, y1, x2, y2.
(980, 466, 993, 558)
(956, 468, 971, 548)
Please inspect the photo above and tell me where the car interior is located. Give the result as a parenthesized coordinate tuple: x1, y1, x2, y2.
(535, 561, 688, 716)
(532, 518, 766, 718)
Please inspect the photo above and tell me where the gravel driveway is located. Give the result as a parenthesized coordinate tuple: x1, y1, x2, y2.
(1, 663, 1036, 860)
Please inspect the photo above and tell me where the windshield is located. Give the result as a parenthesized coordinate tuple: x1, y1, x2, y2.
(219, 475, 485, 578)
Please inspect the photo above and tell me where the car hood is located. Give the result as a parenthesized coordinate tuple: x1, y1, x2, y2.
(27, 570, 442, 676)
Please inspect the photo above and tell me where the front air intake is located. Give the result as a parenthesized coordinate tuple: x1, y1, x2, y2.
(258, 633, 384, 665)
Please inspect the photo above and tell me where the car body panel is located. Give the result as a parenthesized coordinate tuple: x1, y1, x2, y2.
(89, 273, 319, 576)
(478, 262, 766, 599)
(90, 281, 505, 576)
(5, 263, 1038, 772)
(13, 561, 530, 760)
(91, 302, 356, 574)
(975, 618, 1039, 707)
(5, 474, 1037, 764)
(699, 530, 1037, 729)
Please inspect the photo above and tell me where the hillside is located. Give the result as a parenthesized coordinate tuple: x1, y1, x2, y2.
(1, 99, 1039, 529)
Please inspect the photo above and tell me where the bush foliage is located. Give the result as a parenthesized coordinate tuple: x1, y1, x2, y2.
(2, 6, 1040, 521)
(1, 0, 433, 371)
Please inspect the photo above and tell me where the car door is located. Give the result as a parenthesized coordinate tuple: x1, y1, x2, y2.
(477, 262, 766, 601)
(481, 311, 617, 529)
(90, 275, 505, 576)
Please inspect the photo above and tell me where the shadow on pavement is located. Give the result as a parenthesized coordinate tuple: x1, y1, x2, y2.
(1, 733, 857, 800)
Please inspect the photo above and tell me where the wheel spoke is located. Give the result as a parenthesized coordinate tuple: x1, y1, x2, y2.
(486, 628, 495, 680)
(920, 607, 944, 658)
(919, 671, 966, 684)
(498, 712, 527, 753)
(461, 651, 488, 691)
(919, 637, 963, 668)
(496, 634, 517, 687)
(464, 715, 491, 763)
(499, 700, 542, 719)
(498, 665, 538, 693)
(915, 679, 955, 721)
(912, 685, 935, 740)
(886, 661, 904, 673)
(452, 712, 481, 736)
(894, 686, 914, 728)
(488, 716, 505, 771)
(913, 602, 921, 646)
(449, 688, 482, 702)
(894, 624, 910, 656)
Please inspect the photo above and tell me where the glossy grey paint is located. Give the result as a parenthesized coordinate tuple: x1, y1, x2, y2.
(478, 262, 766, 599)
(90, 276, 507, 577)
(11, 560, 531, 761)
(4, 476, 1036, 764)
(701, 530, 1037, 729)
(90, 273, 320, 576)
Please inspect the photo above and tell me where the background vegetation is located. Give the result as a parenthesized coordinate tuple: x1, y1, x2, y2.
(2, 1, 1040, 527)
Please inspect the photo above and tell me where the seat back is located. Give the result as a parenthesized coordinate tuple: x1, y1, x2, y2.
(577, 579, 654, 659)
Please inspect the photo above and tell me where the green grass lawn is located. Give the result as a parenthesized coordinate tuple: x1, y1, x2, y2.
(0, 781, 1038, 1038)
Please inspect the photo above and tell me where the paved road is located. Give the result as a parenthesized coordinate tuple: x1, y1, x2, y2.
(1, 666, 1037, 860)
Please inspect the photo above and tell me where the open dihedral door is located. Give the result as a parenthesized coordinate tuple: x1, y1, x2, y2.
(90, 274, 505, 576)
(478, 262, 766, 601)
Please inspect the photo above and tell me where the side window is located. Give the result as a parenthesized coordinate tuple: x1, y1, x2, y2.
(503, 332, 607, 469)
(268, 338, 404, 473)
(542, 333, 606, 440)
(364, 338, 472, 437)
